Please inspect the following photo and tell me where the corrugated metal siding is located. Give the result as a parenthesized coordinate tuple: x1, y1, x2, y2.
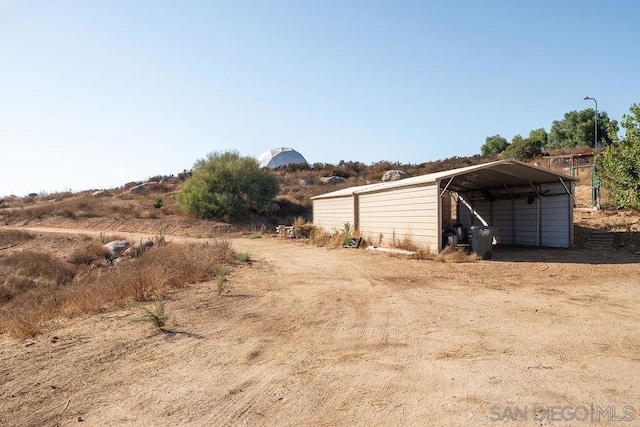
(540, 183, 571, 248)
(457, 181, 572, 248)
(460, 198, 514, 245)
(358, 184, 439, 251)
(492, 199, 515, 245)
(312, 196, 354, 233)
(514, 198, 538, 246)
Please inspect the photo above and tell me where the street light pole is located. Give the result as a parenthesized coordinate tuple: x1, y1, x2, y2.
(584, 96, 598, 147)
(584, 96, 599, 208)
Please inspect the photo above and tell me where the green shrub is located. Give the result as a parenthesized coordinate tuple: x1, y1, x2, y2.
(176, 151, 279, 220)
(596, 103, 640, 210)
(503, 138, 542, 160)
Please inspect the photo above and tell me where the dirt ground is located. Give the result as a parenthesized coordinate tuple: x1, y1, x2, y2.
(1, 226, 639, 426)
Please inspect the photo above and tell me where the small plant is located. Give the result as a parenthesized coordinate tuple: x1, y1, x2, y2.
(237, 252, 251, 262)
(215, 266, 228, 295)
(154, 233, 166, 245)
(389, 230, 419, 251)
(436, 246, 480, 263)
(248, 224, 264, 239)
(292, 217, 315, 238)
(341, 222, 352, 246)
(293, 216, 306, 229)
(153, 197, 163, 209)
(69, 242, 108, 265)
(141, 300, 169, 329)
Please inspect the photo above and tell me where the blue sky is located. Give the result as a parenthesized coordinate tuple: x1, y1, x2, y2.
(1, 0, 639, 196)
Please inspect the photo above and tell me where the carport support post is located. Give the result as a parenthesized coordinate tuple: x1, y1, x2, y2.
(537, 187, 542, 247)
(353, 194, 360, 232)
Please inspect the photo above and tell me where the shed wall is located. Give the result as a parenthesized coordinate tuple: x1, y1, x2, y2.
(456, 181, 572, 248)
(312, 196, 354, 233)
(358, 184, 439, 251)
(540, 182, 573, 248)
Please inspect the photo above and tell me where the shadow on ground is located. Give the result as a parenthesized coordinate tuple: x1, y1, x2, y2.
(488, 245, 640, 265)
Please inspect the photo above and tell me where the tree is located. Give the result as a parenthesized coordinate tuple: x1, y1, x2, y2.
(176, 151, 279, 220)
(503, 138, 543, 160)
(596, 104, 640, 210)
(548, 109, 618, 149)
(528, 128, 548, 148)
(511, 134, 524, 144)
(481, 134, 509, 155)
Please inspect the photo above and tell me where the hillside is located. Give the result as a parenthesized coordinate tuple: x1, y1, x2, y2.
(1, 152, 638, 252)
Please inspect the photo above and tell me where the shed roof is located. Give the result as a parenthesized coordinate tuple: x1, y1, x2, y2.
(311, 159, 577, 200)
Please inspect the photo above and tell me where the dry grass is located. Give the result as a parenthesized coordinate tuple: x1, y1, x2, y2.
(0, 229, 34, 246)
(435, 245, 480, 263)
(0, 239, 237, 338)
(388, 233, 421, 252)
(69, 242, 109, 266)
(2, 183, 185, 225)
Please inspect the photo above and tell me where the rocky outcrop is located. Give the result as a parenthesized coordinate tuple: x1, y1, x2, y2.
(128, 182, 158, 195)
(104, 240, 131, 260)
(123, 240, 154, 258)
(320, 176, 347, 185)
(92, 190, 112, 197)
(381, 170, 409, 182)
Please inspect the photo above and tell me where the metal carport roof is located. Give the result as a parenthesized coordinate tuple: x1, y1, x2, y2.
(312, 159, 578, 200)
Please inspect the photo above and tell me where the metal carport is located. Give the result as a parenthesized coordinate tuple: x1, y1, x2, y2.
(312, 159, 578, 252)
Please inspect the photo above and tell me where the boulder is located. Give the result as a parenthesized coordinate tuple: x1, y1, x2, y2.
(128, 181, 158, 195)
(92, 190, 112, 197)
(104, 240, 131, 260)
(320, 176, 347, 185)
(123, 240, 154, 257)
(381, 170, 409, 182)
(298, 179, 314, 186)
(128, 184, 148, 194)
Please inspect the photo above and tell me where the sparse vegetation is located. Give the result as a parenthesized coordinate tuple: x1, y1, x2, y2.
(141, 300, 169, 329)
(68, 242, 108, 265)
(237, 252, 251, 262)
(0, 229, 34, 246)
(214, 266, 229, 295)
(0, 238, 237, 338)
(154, 197, 163, 210)
(389, 231, 420, 252)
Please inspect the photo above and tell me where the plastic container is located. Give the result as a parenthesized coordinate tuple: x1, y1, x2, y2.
(469, 226, 493, 260)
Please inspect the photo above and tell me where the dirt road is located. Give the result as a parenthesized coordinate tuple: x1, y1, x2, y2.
(1, 228, 639, 426)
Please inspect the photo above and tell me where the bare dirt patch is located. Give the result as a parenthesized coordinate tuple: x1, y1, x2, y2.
(1, 226, 639, 425)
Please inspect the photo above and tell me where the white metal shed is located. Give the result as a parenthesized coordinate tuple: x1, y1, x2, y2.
(311, 159, 578, 252)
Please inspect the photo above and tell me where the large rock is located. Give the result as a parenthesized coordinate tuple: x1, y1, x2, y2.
(104, 240, 131, 260)
(381, 170, 409, 182)
(123, 240, 154, 258)
(127, 181, 159, 195)
(320, 176, 347, 185)
(128, 184, 148, 194)
(92, 190, 112, 197)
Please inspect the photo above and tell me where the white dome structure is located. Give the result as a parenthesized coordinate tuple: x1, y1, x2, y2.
(258, 147, 308, 169)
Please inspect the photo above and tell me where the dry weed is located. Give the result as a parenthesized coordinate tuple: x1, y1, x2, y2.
(388, 233, 420, 252)
(0, 229, 34, 246)
(0, 239, 237, 338)
(68, 242, 108, 265)
(436, 246, 480, 263)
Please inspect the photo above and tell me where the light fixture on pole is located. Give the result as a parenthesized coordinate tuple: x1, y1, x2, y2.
(583, 96, 598, 147)
(584, 96, 599, 208)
